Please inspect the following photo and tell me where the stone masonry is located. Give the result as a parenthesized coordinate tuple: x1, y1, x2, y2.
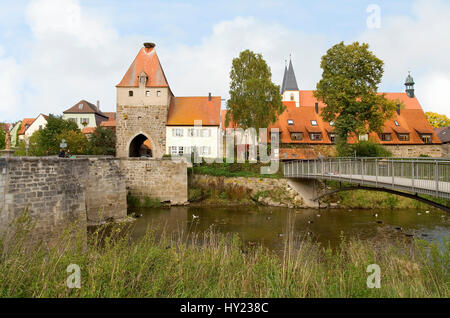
(116, 104, 168, 158)
(0, 157, 128, 243)
(120, 158, 188, 205)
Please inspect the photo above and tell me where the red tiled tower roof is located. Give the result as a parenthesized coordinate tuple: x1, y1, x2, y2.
(116, 43, 169, 88)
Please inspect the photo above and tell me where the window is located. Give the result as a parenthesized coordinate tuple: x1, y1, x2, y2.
(290, 132, 303, 140)
(201, 129, 211, 137)
(329, 133, 336, 143)
(380, 133, 391, 141)
(39, 125, 43, 130)
(421, 134, 432, 144)
(329, 121, 334, 126)
(170, 146, 177, 155)
(172, 128, 183, 137)
(178, 146, 184, 155)
(25, 124, 29, 129)
(146, 91, 150, 97)
(157, 90, 161, 97)
(128, 90, 133, 97)
(188, 128, 198, 137)
(290, 93, 294, 101)
(398, 133, 410, 141)
(310, 133, 322, 141)
(287, 119, 294, 125)
(394, 120, 399, 126)
(78, 103, 83, 110)
(68, 118, 76, 123)
(201, 146, 210, 155)
(359, 134, 368, 141)
(80, 118, 89, 125)
(311, 120, 318, 126)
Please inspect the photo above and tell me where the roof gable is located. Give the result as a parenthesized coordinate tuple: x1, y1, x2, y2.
(63, 100, 108, 118)
(117, 45, 169, 88)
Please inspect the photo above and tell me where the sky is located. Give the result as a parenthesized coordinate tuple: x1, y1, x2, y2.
(0, 0, 449, 122)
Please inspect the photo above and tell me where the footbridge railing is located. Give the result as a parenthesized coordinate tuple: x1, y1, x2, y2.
(283, 157, 450, 200)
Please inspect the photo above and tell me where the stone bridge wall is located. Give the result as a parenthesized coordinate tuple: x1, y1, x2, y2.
(0, 157, 128, 243)
(120, 158, 188, 205)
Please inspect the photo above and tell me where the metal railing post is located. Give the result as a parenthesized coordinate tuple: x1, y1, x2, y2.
(435, 160, 439, 196)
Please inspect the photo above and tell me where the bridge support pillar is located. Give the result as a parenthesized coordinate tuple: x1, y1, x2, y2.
(287, 178, 320, 208)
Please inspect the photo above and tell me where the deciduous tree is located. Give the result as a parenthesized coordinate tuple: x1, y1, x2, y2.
(314, 42, 398, 149)
(425, 112, 450, 128)
(226, 50, 285, 131)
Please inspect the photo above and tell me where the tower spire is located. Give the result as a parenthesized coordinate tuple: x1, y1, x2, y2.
(281, 57, 299, 94)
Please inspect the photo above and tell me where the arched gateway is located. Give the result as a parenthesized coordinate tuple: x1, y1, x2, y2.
(129, 134, 152, 157)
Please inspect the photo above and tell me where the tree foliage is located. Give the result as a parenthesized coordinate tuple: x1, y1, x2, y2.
(88, 127, 116, 155)
(425, 112, 450, 128)
(38, 115, 80, 155)
(0, 124, 5, 150)
(338, 140, 392, 157)
(226, 49, 285, 131)
(314, 42, 398, 148)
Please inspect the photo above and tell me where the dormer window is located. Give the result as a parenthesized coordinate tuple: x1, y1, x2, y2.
(146, 91, 150, 97)
(78, 103, 83, 110)
(157, 90, 161, 97)
(311, 120, 317, 126)
(290, 93, 294, 101)
(394, 120, 399, 126)
(138, 72, 148, 87)
(288, 119, 294, 125)
(329, 121, 334, 126)
(421, 134, 432, 144)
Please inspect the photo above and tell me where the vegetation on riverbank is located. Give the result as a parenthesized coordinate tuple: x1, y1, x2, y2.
(190, 161, 283, 179)
(0, 217, 448, 298)
(323, 180, 450, 210)
(127, 194, 162, 208)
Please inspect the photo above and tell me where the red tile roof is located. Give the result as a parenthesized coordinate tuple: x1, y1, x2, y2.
(279, 148, 318, 160)
(81, 127, 96, 134)
(167, 96, 221, 126)
(267, 91, 440, 146)
(18, 118, 35, 135)
(103, 112, 116, 120)
(100, 119, 116, 127)
(116, 45, 169, 88)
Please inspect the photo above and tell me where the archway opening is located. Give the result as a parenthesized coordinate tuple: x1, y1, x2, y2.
(129, 134, 153, 158)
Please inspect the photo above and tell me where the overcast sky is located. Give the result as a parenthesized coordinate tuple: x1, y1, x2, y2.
(0, 0, 449, 122)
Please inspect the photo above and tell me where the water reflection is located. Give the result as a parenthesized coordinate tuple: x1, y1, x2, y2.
(130, 206, 449, 252)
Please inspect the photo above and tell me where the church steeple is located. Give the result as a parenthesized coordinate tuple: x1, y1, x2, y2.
(281, 57, 299, 94)
(405, 72, 415, 98)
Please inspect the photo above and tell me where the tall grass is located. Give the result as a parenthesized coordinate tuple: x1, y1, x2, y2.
(0, 215, 448, 298)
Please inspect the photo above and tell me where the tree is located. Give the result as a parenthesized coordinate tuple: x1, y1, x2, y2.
(314, 42, 398, 149)
(0, 124, 5, 150)
(88, 127, 116, 155)
(58, 130, 88, 155)
(425, 112, 450, 128)
(38, 115, 79, 155)
(226, 49, 285, 131)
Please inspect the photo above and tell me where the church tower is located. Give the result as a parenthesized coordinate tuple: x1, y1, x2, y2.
(116, 43, 173, 158)
(281, 58, 300, 107)
(405, 72, 415, 98)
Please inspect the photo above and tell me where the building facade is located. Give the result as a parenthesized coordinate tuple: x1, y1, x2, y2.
(62, 100, 109, 132)
(270, 59, 443, 159)
(115, 43, 221, 159)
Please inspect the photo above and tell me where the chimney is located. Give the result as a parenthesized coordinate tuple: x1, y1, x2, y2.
(315, 102, 319, 114)
(144, 42, 155, 48)
(96, 100, 100, 111)
(208, 92, 212, 101)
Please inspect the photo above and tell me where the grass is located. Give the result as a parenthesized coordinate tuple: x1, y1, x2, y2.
(323, 180, 450, 210)
(190, 161, 284, 179)
(0, 214, 448, 298)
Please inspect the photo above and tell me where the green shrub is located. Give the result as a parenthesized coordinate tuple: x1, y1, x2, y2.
(338, 140, 392, 157)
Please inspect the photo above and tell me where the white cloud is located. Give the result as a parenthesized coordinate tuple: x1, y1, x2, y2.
(359, 0, 450, 116)
(160, 16, 327, 102)
(0, 46, 22, 121)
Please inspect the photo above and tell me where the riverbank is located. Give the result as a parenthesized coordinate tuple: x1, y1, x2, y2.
(1, 218, 448, 298)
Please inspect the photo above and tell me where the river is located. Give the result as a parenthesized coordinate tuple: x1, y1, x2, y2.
(129, 206, 449, 251)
